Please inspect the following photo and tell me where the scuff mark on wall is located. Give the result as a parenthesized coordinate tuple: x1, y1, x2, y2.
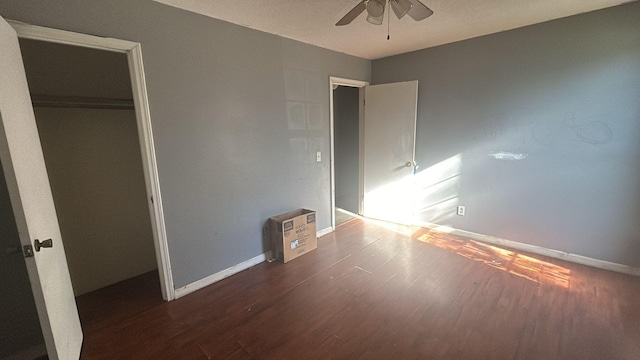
(488, 151, 528, 161)
(575, 121, 612, 145)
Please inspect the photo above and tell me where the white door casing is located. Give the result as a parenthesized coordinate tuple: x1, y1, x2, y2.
(362, 81, 418, 225)
(9, 20, 174, 301)
(0, 15, 82, 360)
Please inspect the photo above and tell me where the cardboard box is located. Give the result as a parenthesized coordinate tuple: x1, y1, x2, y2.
(269, 209, 317, 263)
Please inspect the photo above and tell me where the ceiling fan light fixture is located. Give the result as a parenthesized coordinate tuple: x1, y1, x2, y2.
(390, 0, 413, 19)
(365, 0, 386, 18)
(366, 13, 384, 25)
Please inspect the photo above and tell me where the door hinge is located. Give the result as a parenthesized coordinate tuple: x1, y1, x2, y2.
(23, 245, 34, 258)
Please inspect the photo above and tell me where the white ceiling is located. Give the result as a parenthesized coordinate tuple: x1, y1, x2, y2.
(154, 0, 634, 60)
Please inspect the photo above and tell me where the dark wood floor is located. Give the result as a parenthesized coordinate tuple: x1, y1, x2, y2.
(77, 219, 640, 359)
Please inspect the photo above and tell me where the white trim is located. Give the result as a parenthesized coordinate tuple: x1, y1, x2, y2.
(329, 76, 368, 232)
(9, 20, 131, 52)
(174, 252, 267, 299)
(175, 226, 335, 299)
(317, 226, 333, 238)
(9, 20, 175, 300)
(128, 44, 174, 300)
(358, 87, 365, 216)
(330, 77, 370, 88)
(415, 221, 640, 277)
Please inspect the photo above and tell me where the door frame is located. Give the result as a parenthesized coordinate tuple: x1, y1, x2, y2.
(329, 76, 368, 230)
(9, 20, 175, 301)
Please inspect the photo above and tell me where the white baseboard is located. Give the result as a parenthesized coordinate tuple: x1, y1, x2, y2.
(317, 226, 333, 238)
(174, 252, 268, 299)
(174, 226, 335, 299)
(415, 221, 640, 277)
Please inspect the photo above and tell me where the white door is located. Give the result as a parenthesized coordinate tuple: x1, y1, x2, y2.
(363, 81, 418, 225)
(0, 16, 83, 360)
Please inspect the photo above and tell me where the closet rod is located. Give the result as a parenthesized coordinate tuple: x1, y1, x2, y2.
(30, 94, 134, 110)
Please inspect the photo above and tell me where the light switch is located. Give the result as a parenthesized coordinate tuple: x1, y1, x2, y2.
(316, 151, 322, 162)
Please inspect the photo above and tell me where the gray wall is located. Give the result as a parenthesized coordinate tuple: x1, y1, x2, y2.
(372, 2, 640, 267)
(333, 86, 360, 214)
(0, 0, 370, 288)
(0, 164, 45, 358)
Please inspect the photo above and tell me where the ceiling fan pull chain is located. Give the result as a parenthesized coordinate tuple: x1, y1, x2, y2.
(387, 1, 390, 40)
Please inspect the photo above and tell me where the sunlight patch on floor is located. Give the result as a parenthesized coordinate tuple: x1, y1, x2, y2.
(360, 216, 422, 237)
(417, 230, 570, 288)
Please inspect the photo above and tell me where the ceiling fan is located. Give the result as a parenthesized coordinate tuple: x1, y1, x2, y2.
(336, 0, 434, 26)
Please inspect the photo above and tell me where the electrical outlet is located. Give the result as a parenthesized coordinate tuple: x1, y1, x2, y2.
(457, 206, 466, 216)
(316, 151, 322, 162)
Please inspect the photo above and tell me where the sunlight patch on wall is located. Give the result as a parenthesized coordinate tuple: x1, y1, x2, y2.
(488, 151, 528, 161)
(363, 173, 416, 225)
(414, 154, 462, 224)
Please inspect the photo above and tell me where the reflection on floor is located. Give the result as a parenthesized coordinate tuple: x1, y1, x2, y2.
(335, 207, 357, 226)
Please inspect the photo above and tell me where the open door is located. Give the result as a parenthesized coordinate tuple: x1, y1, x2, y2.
(362, 81, 418, 225)
(0, 16, 82, 360)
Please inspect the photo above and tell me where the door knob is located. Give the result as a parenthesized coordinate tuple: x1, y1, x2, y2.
(34, 238, 53, 252)
(405, 161, 413, 168)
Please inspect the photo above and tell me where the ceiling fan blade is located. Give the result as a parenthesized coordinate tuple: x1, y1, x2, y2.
(390, 0, 413, 19)
(407, 0, 434, 21)
(336, 1, 367, 26)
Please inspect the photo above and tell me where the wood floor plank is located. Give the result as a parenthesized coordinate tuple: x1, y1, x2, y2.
(76, 218, 640, 359)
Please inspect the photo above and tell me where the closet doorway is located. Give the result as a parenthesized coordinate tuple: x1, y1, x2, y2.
(12, 22, 172, 335)
(0, 20, 173, 358)
(19, 37, 160, 296)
